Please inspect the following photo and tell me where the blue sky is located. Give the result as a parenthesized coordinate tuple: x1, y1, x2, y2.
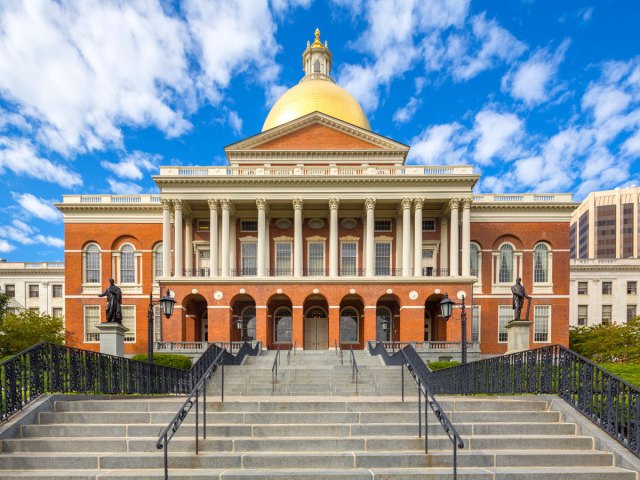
(0, 0, 639, 261)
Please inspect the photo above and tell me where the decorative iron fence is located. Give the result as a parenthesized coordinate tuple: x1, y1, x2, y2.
(428, 344, 640, 458)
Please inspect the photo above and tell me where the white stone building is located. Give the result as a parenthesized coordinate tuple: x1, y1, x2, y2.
(0, 261, 65, 319)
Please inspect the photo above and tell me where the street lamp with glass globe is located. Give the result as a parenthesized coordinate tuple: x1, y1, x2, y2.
(439, 292, 468, 365)
(147, 290, 176, 365)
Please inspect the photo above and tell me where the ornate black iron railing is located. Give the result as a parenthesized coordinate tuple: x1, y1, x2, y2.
(428, 344, 640, 458)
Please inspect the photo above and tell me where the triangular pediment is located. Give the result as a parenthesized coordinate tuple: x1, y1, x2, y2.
(225, 112, 409, 161)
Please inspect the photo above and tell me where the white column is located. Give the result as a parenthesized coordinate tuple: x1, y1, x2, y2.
(173, 199, 183, 277)
(365, 198, 376, 276)
(449, 198, 460, 277)
(184, 214, 193, 276)
(293, 198, 303, 277)
(401, 198, 412, 276)
(461, 197, 472, 276)
(329, 198, 339, 277)
(208, 199, 218, 277)
(161, 199, 171, 277)
(256, 198, 267, 277)
(413, 198, 424, 277)
(440, 217, 449, 274)
(220, 199, 230, 276)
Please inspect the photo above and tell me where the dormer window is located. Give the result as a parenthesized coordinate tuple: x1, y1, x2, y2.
(313, 59, 320, 73)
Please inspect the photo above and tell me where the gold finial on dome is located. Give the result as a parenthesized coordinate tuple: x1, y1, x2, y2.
(312, 28, 323, 48)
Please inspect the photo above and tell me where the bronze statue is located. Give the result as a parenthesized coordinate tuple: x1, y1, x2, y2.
(511, 277, 532, 321)
(98, 278, 122, 323)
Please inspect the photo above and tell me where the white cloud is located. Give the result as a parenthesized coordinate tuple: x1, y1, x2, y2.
(101, 151, 161, 180)
(473, 110, 524, 164)
(227, 110, 243, 136)
(13, 193, 61, 222)
(502, 40, 569, 106)
(33, 234, 65, 248)
(579, 6, 594, 22)
(107, 178, 145, 195)
(582, 86, 632, 124)
(0, 137, 82, 187)
(0, 239, 13, 253)
(393, 97, 421, 124)
(622, 130, 640, 156)
(408, 123, 468, 165)
(0, 219, 63, 250)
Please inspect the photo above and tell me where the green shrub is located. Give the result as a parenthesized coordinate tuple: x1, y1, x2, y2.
(131, 353, 192, 370)
(570, 317, 640, 363)
(428, 360, 461, 371)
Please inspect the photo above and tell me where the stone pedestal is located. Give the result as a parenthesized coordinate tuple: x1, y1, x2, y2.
(506, 320, 531, 355)
(96, 322, 129, 357)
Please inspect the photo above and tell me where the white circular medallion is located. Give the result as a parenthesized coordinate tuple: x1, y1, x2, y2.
(213, 290, 223, 300)
(349, 288, 356, 294)
(409, 290, 419, 300)
(386, 288, 393, 294)
(313, 288, 319, 294)
(191, 288, 198, 295)
(434, 288, 441, 294)
(239, 288, 246, 294)
(276, 288, 283, 294)
(456, 290, 467, 300)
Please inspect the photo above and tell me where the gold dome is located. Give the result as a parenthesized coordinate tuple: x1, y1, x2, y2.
(262, 79, 371, 131)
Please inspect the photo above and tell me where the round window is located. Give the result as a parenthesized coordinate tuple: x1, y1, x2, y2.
(275, 218, 292, 229)
(341, 218, 357, 229)
(309, 218, 325, 229)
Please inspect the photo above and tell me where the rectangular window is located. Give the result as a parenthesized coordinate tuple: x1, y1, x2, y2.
(375, 242, 391, 275)
(84, 305, 101, 342)
(498, 305, 511, 343)
(240, 220, 258, 232)
(29, 307, 39, 313)
(196, 219, 210, 232)
(241, 242, 257, 276)
(602, 282, 612, 295)
(471, 305, 480, 342)
(374, 219, 392, 232)
(52, 284, 63, 298)
(308, 242, 325, 276)
(627, 281, 637, 295)
(121, 251, 135, 283)
(577, 305, 588, 326)
(534, 305, 550, 343)
(198, 250, 210, 276)
(578, 211, 589, 259)
(569, 223, 576, 259)
(422, 219, 436, 232)
(622, 203, 634, 258)
(275, 241, 292, 276)
(602, 305, 612, 324)
(627, 305, 637, 322)
(577, 282, 588, 295)
(28, 284, 39, 298)
(4, 284, 15, 298)
(596, 205, 616, 258)
(52, 308, 63, 318)
(340, 241, 357, 276)
(154, 305, 162, 342)
(121, 305, 136, 342)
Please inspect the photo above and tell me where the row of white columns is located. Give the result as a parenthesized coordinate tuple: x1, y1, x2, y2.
(161, 196, 472, 278)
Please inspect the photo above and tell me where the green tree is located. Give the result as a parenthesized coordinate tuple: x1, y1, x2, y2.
(570, 317, 640, 363)
(0, 310, 65, 357)
(0, 287, 10, 325)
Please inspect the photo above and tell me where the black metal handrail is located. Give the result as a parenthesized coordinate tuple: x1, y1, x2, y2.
(339, 342, 344, 366)
(349, 345, 359, 394)
(428, 344, 640, 458)
(367, 340, 403, 366)
(400, 345, 465, 479)
(287, 340, 296, 365)
(272, 348, 281, 393)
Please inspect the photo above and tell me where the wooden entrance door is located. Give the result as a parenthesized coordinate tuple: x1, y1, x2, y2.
(304, 317, 329, 350)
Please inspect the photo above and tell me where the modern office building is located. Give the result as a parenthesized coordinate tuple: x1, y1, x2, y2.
(570, 186, 640, 326)
(57, 31, 575, 356)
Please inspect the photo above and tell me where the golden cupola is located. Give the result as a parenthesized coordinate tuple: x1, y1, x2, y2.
(262, 29, 371, 131)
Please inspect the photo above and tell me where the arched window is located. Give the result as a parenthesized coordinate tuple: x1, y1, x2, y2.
(376, 306, 392, 342)
(120, 244, 135, 283)
(470, 243, 480, 278)
(274, 307, 292, 343)
(534, 243, 550, 283)
(153, 243, 163, 280)
(340, 307, 359, 343)
(498, 244, 514, 283)
(313, 59, 320, 72)
(241, 306, 256, 341)
(84, 244, 100, 284)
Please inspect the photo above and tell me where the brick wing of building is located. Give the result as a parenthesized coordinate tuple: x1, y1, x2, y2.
(57, 30, 576, 358)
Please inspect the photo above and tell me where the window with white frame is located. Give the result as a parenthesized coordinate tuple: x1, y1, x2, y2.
(275, 242, 292, 276)
(470, 243, 480, 278)
(602, 305, 612, 324)
(374, 219, 392, 232)
(577, 305, 588, 326)
(4, 284, 15, 298)
(240, 220, 258, 232)
(84, 305, 101, 342)
(628, 281, 637, 295)
(421, 247, 435, 276)
(196, 219, 210, 231)
(534, 305, 550, 342)
(52, 284, 63, 297)
(471, 305, 480, 342)
(602, 282, 612, 295)
(241, 306, 256, 340)
(533, 243, 550, 283)
(273, 307, 292, 343)
(375, 241, 391, 275)
(422, 219, 436, 231)
(498, 305, 511, 343)
(153, 243, 163, 280)
(53, 308, 63, 318)
(28, 284, 39, 298)
(120, 244, 135, 283)
(241, 242, 257, 276)
(121, 305, 136, 342)
(626, 305, 637, 322)
(577, 282, 588, 295)
(340, 241, 357, 275)
(498, 244, 514, 283)
(198, 250, 210, 276)
(308, 242, 325, 275)
(84, 243, 101, 284)
(340, 307, 359, 343)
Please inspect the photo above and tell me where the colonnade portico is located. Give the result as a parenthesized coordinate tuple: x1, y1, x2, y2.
(160, 196, 473, 278)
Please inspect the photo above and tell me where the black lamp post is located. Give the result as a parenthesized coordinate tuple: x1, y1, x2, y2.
(439, 292, 468, 364)
(147, 289, 176, 365)
(235, 316, 244, 340)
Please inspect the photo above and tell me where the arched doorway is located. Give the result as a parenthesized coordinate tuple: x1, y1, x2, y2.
(376, 294, 400, 342)
(230, 294, 256, 343)
(425, 293, 445, 341)
(267, 294, 293, 349)
(303, 294, 329, 350)
(183, 294, 208, 342)
(339, 294, 364, 349)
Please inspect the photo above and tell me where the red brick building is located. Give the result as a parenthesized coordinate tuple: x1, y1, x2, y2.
(57, 31, 575, 357)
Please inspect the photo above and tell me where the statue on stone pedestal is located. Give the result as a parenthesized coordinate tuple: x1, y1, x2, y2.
(98, 278, 122, 324)
(511, 277, 532, 322)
